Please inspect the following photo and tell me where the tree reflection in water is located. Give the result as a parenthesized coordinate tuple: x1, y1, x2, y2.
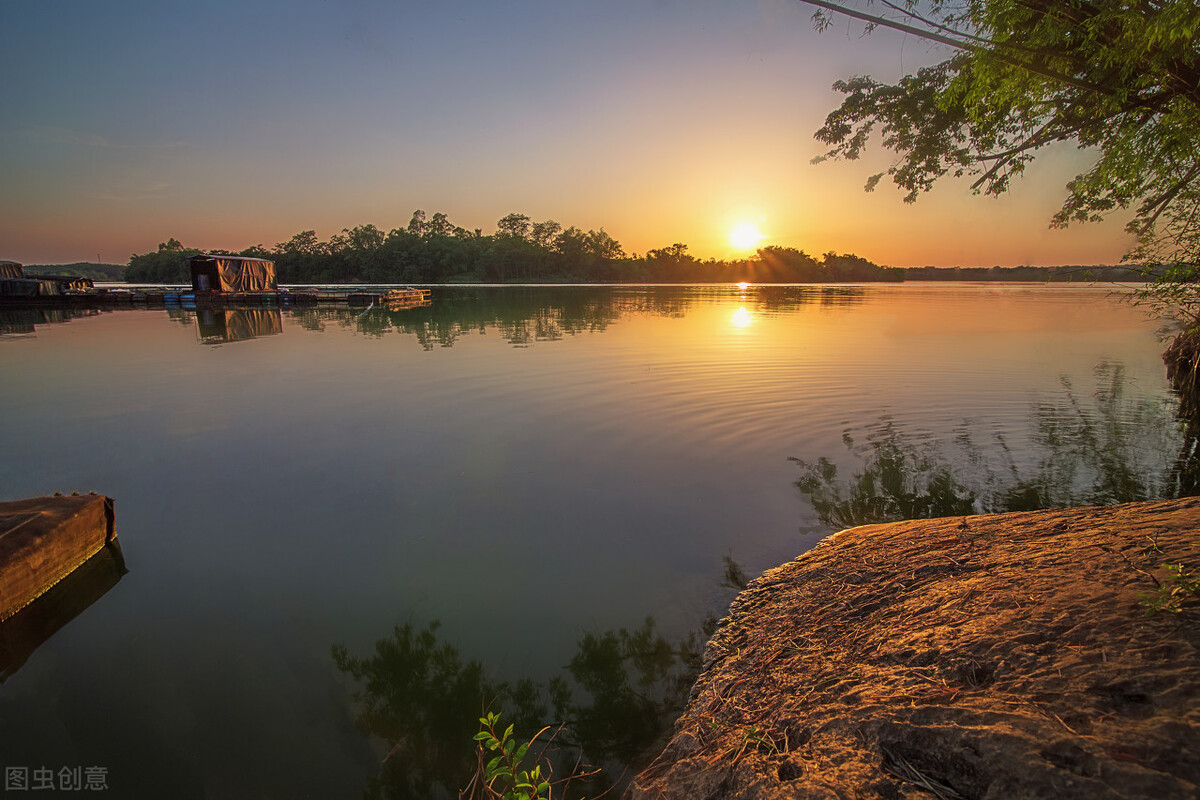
(332, 621, 548, 800)
(292, 284, 866, 349)
(329, 352, 1195, 798)
(333, 560, 746, 799)
(792, 362, 1200, 529)
(332, 360, 1197, 797)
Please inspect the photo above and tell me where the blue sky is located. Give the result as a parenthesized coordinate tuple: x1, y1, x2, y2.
(1, 0, 1134, 266)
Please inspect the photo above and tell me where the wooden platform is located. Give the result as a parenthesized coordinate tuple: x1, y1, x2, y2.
(346, 287, 432, 307)
(0, 286, 433, 309)
(0, 495, 116, 621)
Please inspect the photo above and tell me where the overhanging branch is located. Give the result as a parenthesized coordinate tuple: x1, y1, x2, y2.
(795, 0, 1115, 97)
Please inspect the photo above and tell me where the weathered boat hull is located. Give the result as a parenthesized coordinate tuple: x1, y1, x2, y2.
(0, 494, 117, 622)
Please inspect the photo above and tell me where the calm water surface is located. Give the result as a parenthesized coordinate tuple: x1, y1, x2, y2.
(0, 284, 1188, 797)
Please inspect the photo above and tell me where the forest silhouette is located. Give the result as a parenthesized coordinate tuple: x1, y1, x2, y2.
(124, 212, 903, 285)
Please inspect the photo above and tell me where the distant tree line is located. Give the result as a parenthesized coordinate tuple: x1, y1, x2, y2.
(23, 263, 126, 281)
(904, 265, 1144, 282)
(122, 211, 904, 284)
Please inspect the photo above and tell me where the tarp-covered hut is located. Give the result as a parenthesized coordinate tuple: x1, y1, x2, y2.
(188, 255, 277, 293)
(0, 278, 62, 297)
(0, 262, 92, 300)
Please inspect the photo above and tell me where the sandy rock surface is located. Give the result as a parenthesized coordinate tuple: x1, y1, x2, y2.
(627, 499, 1200, 799)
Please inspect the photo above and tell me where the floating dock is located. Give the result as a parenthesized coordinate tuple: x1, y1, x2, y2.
(0, 494, 117, 622)
(346, 287, 432, 308)
(0, 259, 434, 310)
(0, 286, 432, 310)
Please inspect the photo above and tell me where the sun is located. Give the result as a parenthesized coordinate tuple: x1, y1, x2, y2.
(729, 222, 764, 252)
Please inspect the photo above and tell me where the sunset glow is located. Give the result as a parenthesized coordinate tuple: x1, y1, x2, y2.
(729, 223, 765, 253)
(0, 1, 1138, 267)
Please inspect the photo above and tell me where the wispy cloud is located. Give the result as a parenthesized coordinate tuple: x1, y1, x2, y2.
(15, 124, 187, 150)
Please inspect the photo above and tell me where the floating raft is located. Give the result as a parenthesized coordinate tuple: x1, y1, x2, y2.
(0, 286, 433, 309)
(0, 495, 117, 622)
(346, 287, 432, 308)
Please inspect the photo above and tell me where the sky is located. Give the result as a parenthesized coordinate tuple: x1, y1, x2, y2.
(1, 0, 1136, 267)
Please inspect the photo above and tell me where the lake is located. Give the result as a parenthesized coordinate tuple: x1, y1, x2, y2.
(0, 283, 1189, 797)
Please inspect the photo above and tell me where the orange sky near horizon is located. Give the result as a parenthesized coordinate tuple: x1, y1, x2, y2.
(0, 0, 1137, 269)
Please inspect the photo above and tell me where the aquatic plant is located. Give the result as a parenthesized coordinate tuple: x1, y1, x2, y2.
(793, 363, 1194, 529)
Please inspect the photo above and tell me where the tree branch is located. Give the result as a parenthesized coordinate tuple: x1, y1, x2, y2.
(795, 0, 1116, 98)
(967, 121, 1062, 192)
(1137, 164, 1200, 237)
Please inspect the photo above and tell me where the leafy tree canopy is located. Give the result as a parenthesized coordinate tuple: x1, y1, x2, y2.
(803, 0, 1200, 317)
(125, 211, 906, 285)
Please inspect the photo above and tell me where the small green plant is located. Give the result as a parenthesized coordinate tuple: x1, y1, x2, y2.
(728, 725, 780, 763)
(1140, 562, 1200, 615)
(471, 712, 552, 800)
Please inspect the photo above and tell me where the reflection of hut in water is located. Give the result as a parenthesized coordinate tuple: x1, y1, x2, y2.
(0, 494, 125, 680)
(0, 308, 92, 337)
(196, 308, 283, 344)
(0, 308, 38, 337)
(188, 254, 277, 293)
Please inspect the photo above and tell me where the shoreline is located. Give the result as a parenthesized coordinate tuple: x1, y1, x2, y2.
(627, 499, 1200, 799)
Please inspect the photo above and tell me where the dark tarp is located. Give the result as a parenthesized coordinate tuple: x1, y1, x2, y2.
(0, 279, 40, 297)
(188, 255, 277, 293)
(0, 269, 88, 294)
(0, 278, 60, 297)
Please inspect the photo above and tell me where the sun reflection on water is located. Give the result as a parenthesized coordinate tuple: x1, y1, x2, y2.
(731, 306, 754, 328)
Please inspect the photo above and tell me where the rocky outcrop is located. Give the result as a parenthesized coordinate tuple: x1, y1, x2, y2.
(628, 499, 1200, 799)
